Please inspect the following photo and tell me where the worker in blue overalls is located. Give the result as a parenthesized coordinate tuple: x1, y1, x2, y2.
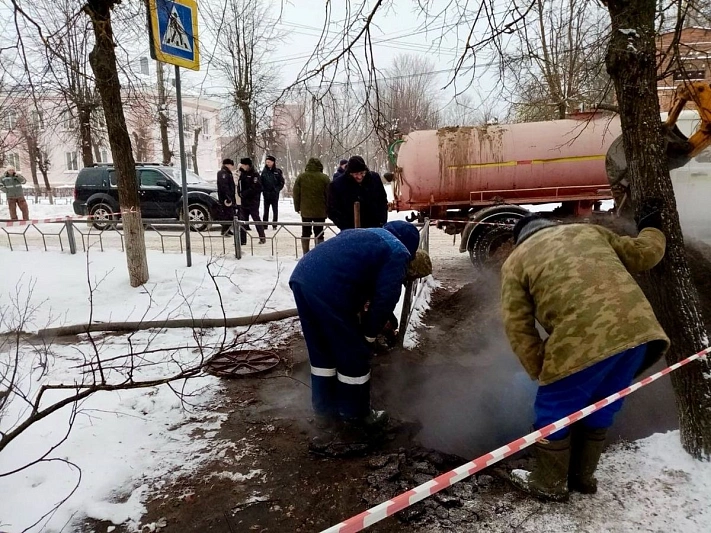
(289, 221, 420, 431)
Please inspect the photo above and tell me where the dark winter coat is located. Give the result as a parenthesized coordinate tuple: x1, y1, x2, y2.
(289, 228, 411, 339)
(238, 167, 263, 208)
(216, 166, 236, 205)
(332, 167, 346, 181)
(260, 166, 285, 200)
(327, 171, 388, 230)
(293, 158, 330, 219)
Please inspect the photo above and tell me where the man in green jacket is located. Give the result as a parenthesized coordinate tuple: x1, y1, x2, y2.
(293, 158, 330, 254)
(1, 166, 29, 221)
(501, 208, 670, 502)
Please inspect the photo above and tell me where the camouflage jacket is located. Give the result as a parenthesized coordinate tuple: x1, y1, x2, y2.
(501, 224, 670, 385)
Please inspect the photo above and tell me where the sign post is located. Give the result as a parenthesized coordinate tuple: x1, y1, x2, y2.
(148, 0, 200, 267)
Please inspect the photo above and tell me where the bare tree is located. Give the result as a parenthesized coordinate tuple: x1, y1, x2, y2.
(84, 0, 149, 287)
(502, 0, 614, 122)
(206, 0, 277, 160)
(156, 62, 173, 165)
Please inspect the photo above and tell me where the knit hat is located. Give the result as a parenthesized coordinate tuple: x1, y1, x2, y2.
(240, 157, 252, 166)
(222, 158, 234, 166)
(346, 156, 368, 174)
(406, 249, 433, 280)
(513, 215, 557, 245)
(339, 159, 348, 166)
(383, 221, 420, 259)
(266, 155, 276, 162)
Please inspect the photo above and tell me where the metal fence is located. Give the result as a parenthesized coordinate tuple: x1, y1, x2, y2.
(0, 217, 430, 258)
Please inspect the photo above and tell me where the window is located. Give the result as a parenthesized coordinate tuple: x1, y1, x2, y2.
(139, 56, 150, 76)
(66, 151, 79, 171)
(673, 61, 707, 82)
(202, 117, 210, 135)
(31, 110, 45, 130)
(183, 114, 192, 131)
(185, 152, 194, 170)
(96, 148, 109, 163)
(61, 110, 77, 130)
(7, 153, 20, 171)
(140, 169, 166, 187)
(4, 109, 17, 130)
(109, 170, 118, 186)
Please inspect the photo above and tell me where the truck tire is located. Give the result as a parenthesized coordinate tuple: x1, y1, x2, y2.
(465, 205, 530, 267)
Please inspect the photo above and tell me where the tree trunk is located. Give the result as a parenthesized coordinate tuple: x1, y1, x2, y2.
(40, 165, 53, 205)
(26, 137, 40, 199)
(156, 63, 172, 165)
(191, 126, 201, 174)
(78, 104, 94, 167)
(606, 0, 711, 459)
(240, 102, 255, 159)
(85, 0, 149, 288)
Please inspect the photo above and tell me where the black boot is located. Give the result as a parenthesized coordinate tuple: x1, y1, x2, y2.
(569, 426, 607, 494)
(510, 434, 571, 502)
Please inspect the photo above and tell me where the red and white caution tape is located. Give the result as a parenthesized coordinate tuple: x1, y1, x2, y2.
(0, 215, 87, 228)
(321, 346, 711, 533)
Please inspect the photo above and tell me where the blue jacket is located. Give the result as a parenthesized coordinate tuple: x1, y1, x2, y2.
(289, 228, 411, 338)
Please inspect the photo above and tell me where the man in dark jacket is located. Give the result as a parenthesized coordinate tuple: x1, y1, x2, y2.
(293, 157, 330, 255)
(327, 156, 388, 230)
(216, 159, 239, 238)
(332, 159, 348, 181)
(260, 155, 285, 229)
(238, 157, 266, 243)
(289, 221, 421, 431)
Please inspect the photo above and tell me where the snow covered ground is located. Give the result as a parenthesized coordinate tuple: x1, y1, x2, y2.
(485, 431, 711, 533)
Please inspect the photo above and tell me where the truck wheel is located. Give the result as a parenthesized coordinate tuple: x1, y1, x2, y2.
(466, 206, 529, 268)
(90, 203, 117, 231)
(184, 203, 212, 232)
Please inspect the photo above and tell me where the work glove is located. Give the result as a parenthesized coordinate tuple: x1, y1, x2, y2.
(636, 198, 664, 231)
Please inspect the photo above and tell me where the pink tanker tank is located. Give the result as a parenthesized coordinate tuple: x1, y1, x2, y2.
(393, 115, 622, 218)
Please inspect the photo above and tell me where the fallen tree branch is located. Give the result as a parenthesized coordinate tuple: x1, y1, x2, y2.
(37, 308, 299, 338)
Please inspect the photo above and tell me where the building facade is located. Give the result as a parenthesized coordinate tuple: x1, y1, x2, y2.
(657, 27, 711, 112)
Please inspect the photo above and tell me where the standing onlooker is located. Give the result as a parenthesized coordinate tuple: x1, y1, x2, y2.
(237, 157, 266, 244)
(260, 155, 285, 229)
(0, 166, 29, 221)
(332, 159, 348, 181)
(327, 155, 388, 230)
(216, 158, 247, 243)
(293, 157, 330, 255)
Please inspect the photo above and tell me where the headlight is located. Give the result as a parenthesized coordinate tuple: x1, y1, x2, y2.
(210, 192, 219, 200)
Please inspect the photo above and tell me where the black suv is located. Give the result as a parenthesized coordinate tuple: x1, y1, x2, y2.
(72, 163, 220, 231)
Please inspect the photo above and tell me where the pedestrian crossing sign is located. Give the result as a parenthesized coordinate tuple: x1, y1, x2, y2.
(148, 0, 200, 71)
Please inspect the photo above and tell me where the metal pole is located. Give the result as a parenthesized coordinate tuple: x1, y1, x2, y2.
(65, 219, 77, 255)
(174, 65, 192, 267)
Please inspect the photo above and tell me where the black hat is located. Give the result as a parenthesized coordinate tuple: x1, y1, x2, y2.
(346, 156, 368, 174)
(339, 159, 348, 166)
(266, 155, 276, 162)
(240, 157, 253, 166)
(512, 214, 557, 245)
(222, 158, 234, 166)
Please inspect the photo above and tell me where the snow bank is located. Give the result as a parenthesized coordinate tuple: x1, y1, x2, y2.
(0, 250, 298, 333)
(496, 431, 711, 533)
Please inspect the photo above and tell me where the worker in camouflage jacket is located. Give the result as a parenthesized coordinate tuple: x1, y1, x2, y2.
(1, 166, 29, 220)
(500, 206, 669, 502)
(293, 157, 330, 255)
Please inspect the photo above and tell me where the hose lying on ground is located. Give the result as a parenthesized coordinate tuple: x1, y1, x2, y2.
(37, 308, 299, 338)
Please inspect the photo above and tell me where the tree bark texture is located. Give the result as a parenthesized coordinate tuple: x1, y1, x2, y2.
(191, 126, 201, 174)
(606, 0, 711, 458)
(86, 0, 149, 287)
(78, 104, 94, 167)
(156, 63, 172, 165)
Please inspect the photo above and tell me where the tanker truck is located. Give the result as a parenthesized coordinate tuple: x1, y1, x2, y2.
(390, 81, 711, 266)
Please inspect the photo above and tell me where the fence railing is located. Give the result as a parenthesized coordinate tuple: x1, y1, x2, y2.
(0, 217, 431, 258)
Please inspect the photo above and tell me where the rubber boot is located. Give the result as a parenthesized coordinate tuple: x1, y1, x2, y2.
(569, 426, 607, 494)
(301, 239, 310, 255)
(510, 434, 571, 502)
